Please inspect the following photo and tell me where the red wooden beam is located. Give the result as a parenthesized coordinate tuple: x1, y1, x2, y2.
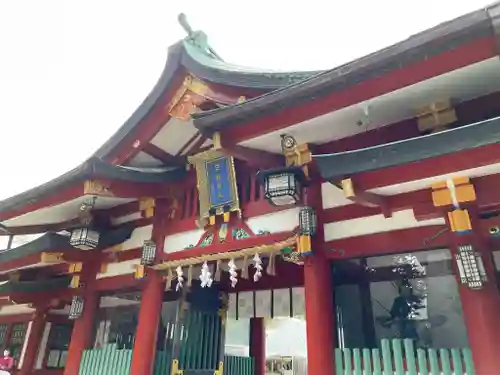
(142, 143, 186, 166)
(95, 274, 143, 291)
(0, 314, 34, 324)
(221, 145, 284, 169)
(322, 225, 449, 259)
(220, 37, 497, 145)
(0, 254, 43, 273)
(323, 173, 500, 224)
(334, 180, 391, 216)
(352, 143, 500, 191)
(183, 133, 209, 156)
(323, 189, 435, 223)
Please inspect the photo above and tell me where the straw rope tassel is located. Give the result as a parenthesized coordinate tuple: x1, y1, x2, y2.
(267, 253, 276, 276)
(165, 268, 173, 290)
(187, 265, 193, 287)
(215, 260, 222, 281)
(241, 256, 249, 279)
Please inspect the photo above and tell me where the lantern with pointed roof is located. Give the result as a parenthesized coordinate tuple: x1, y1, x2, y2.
(69, 197, 100, 250)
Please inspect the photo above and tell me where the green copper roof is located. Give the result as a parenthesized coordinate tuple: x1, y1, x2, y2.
(182, 31, 321, 86)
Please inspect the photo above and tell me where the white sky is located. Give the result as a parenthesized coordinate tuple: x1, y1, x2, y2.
(0, 0, 492, 200)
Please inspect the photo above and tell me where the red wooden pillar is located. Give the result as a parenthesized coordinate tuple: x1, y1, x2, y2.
(447, 214, 500, 375)
(249, 318, 266, 375)
(64, 261, 100, 375)
(63, 290, 98, 375)
(129, 271, 164, 375)
(303, 180, 335, 375)
(19, 309, 46, 375)
(304, 254, 335, 375)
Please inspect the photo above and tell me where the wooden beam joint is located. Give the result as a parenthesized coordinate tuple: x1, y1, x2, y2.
(220, 145, 284, 169)
(339, 178, 391, 217)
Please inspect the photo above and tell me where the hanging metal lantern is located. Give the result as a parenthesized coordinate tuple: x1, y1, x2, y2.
(456, 244, 487, 289)
(141, 240, 157, 266)
(257, 166, 305, 206)
(69, 227, 100, 250)
(69, 295, 84, 320)
(299, 206, 317, 236)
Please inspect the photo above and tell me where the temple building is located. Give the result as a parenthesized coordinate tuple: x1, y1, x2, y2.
(1, 4, 500, 375)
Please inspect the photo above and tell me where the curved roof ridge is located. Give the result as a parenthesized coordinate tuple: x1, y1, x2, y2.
(192, 7, 495, 133)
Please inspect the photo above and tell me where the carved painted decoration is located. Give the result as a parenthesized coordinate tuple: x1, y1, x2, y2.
(232, 228, 250, 241)
(218, 223, 229, 243)
(280, 246, 305, 265)
(168, 75, 208, 121)
(199, 232, 215, 247)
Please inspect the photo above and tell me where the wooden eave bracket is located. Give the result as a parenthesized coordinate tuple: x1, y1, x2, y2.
(40, 252, 65, 264)
(83, 180, 114, 197)
(338, 178, 391, 217)
(139, 197, 156, 218)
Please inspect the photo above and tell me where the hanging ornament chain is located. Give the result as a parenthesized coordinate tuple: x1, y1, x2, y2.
(253, 253, 263, 282)
(228, 259, 238, 288)
(176, 266, 184, 291)
(200, 261, 213, 288)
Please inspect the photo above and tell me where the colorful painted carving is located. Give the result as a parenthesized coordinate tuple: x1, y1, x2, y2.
(232, 228, 250, 240)
(218, 223, 229, 243)
(280, 246, 305, 265)
(199, 232, 215, 247)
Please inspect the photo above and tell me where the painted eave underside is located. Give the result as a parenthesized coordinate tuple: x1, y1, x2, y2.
(0, 226, 134, 265)
(313, 116, 500, 180)
(192, 6, 500, 133)
(0, 157, 185, 219)
(92, 32, 321, 161)
(0, 276, 71, 295)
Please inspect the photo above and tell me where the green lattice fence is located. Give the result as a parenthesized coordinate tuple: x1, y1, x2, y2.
(335, 339, 475, 375)
(153, 353, 253, 375)
(79, 344, 132, 375)
(224, 355, 254, 375)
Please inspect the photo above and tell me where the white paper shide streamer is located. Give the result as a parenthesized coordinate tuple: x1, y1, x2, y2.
(199, 261, 213, 288)
(253, 253, 263, 282)
(176, 266, 184, 291)
(228, 259, 238, 288)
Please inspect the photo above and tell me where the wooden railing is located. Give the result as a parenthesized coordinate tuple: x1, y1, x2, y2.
(335, 339, 475, 375)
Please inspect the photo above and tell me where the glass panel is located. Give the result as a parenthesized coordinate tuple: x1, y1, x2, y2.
(0, 324, 8, 345)
(333, 249, 469, 350)
(224, 318, 250, 356)
(92, 290, 141, 349)
(6, 323, 27, 362)
(45, 323, 73, 369)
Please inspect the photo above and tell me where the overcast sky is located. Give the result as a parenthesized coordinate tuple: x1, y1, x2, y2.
(0, 0, 492, 200)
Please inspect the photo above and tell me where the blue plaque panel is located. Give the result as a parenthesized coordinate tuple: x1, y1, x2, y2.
(205, 157, 235, 208)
